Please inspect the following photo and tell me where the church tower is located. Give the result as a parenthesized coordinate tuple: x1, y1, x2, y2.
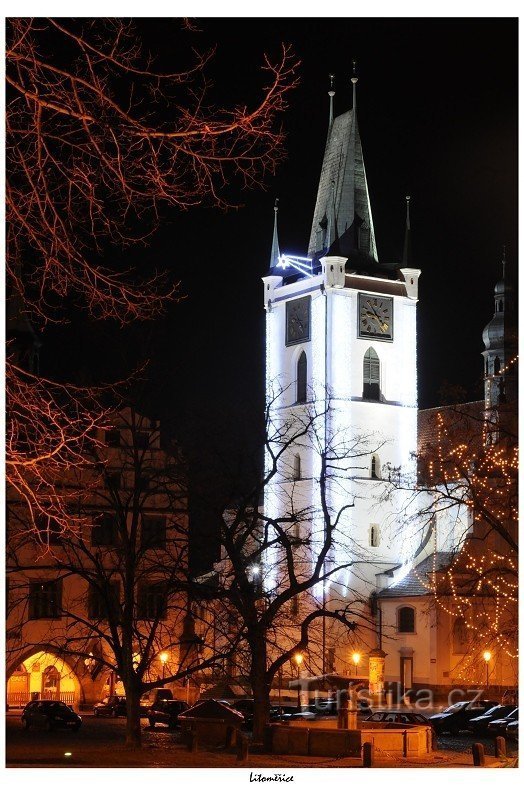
(261, 76, 422, 670)
(481, 249, 517, 409)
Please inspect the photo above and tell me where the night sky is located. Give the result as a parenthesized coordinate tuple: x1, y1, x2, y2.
(40, 18, 517, 534)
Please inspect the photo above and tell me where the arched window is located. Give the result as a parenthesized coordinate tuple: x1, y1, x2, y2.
(485, 358, 489, 377)
(369, 525, 380, 547)
(397, 606, 415, 633)
(363, 347, 380, 400)
(494, 356, 501, 375)
(371, 454, 380, 479)
(293, 453, 302, 480)
(296, 351, 307, 403)
(452, 618, 469, 654)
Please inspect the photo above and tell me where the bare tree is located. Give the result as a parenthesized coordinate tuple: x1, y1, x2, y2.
(385, 398, 518, 668)
(6, 17, 298, 540)
(7, 406, 237, 748)
(198, 393, 382, 741)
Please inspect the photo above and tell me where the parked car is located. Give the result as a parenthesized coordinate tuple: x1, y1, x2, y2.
(429, 700, 497, 734)
(139, 688, 173, 716)
(21, 700, 82, 731)
(93, 695, 127, 718)
(147, 699, 188, 729)
(365, 711, 433, 727)
(487, 708, 518, 736)
(468, 705, 517, 735)
(506, 720, 518, 739)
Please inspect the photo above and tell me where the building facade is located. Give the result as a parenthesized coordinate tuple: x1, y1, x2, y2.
(6, 407, 191, 709)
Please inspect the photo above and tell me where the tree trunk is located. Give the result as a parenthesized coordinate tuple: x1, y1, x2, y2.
(124, 679, 142, 749)
(250, 638, 271, 744)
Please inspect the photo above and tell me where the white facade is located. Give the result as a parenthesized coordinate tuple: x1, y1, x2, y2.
(262, 255, 422, 675)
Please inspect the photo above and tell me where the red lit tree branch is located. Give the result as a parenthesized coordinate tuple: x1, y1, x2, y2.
(6, 18, 298, 543)
(7, 18, 299, 324)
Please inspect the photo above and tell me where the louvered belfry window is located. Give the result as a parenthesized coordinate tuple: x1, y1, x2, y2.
(363, 347, 380, 400)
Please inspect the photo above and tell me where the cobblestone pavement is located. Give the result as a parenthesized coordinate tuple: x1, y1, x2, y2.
(5, 711, 517, 768)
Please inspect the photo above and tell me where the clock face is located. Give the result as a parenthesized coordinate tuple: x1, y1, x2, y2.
(358, 294, 394, 340)
(286, 296, 311, 346)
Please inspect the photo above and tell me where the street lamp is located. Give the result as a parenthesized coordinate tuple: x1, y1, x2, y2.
(483, 651, 491, 690)
(159, 651, 169, 680)
(294, 652, 304, 709)
(351, 652, 361, 677)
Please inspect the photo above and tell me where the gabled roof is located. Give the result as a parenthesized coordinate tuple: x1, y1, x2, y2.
(378, 552, 455, 598)
(308, 104, 377, 263)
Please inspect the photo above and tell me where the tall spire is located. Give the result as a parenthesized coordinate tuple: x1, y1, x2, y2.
(328, 73, 335, 127)
(351, 59, 357, 111)
(308, 65, 377, 262)
(269, 198, 280, 271)
(402, 195, 412, 267)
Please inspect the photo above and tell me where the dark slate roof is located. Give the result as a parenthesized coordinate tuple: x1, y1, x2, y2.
(308, 108, 377, 262)
(377, 553, 455, 598)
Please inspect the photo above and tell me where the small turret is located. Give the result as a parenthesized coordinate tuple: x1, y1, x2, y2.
(482, 247, 517, 408)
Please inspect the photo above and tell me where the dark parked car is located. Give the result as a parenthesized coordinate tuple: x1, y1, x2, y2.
(22, 700, 82, 731)
(147, 699, 188, 729)
(468, 705, 517, 735)
(140, 688, 173, 716)
(487, 708, 518, 736)
(429, 700, 497, 734)
(93, 695, 127, 718)
(365, 711, 433, 727)
(506, 720, 518, 739)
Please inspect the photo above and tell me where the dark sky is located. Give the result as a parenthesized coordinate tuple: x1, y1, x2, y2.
(41, 17, 517, 505)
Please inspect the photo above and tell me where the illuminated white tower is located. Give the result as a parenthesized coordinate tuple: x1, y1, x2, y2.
(262, 73, 422, 669)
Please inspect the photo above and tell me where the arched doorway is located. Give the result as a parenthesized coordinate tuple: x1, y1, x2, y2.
(7, 650, 82, 708)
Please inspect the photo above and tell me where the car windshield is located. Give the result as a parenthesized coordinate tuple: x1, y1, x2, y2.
(444, 702, 468, 713)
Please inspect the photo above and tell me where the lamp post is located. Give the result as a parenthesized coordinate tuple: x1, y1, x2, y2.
(294, 652, 304, 709)
(351, 652, 361, 678)
(483, 651, 491, 690)
(159, 651, 169, 680)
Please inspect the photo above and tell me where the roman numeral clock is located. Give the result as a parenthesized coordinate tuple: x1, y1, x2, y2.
(358, 293, 394, 340)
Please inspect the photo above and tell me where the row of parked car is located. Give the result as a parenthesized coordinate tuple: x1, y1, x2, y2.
(19, 692, 519, 740)
(428, 700, 518, 737)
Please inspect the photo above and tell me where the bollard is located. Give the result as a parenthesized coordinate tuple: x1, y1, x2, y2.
(472, 742, 485, 766)
(495, 736, 506, 759)
(362, 741, 374, 767)
(237, 733, 249, 763)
